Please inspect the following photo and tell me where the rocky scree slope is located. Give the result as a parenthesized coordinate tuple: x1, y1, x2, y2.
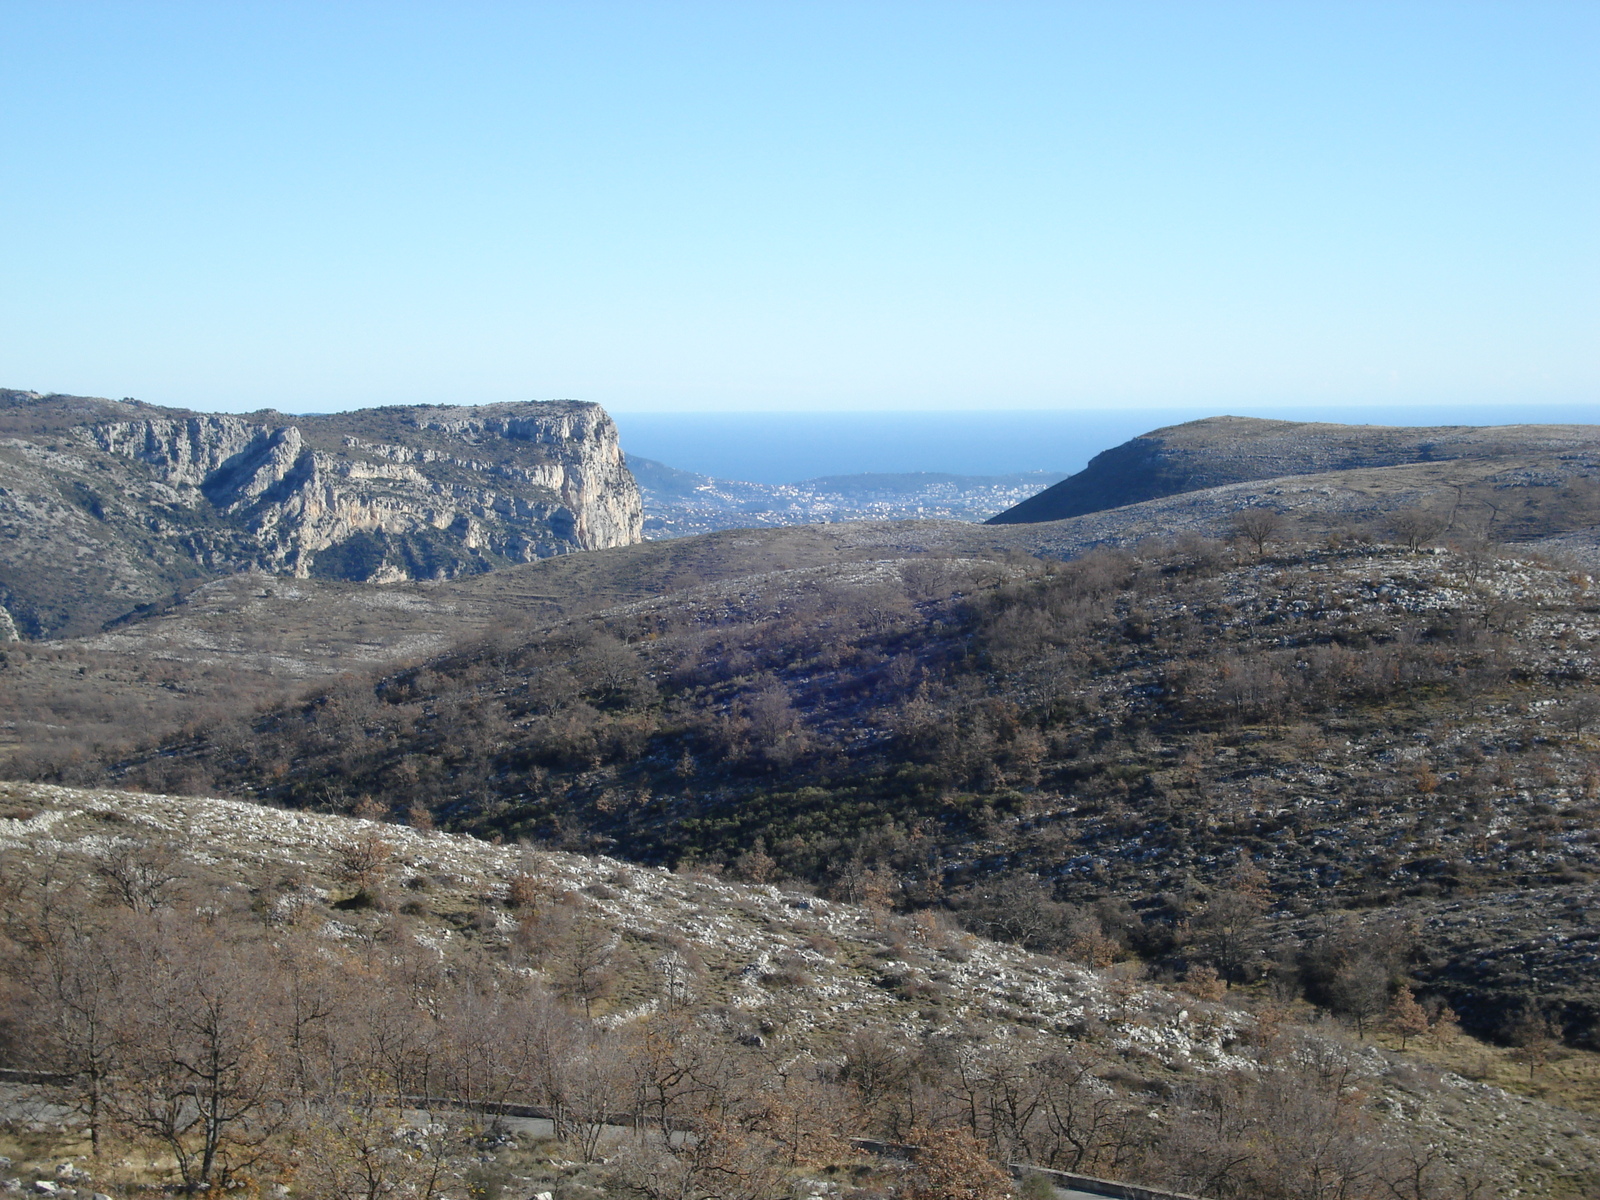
(0, 390, 641, 637)
(1, 783, 1596, 1197)
(990, 416, 1600, 526)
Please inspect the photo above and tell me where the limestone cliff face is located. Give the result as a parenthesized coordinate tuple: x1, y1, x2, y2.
(0, 392, 642, 636)
(84, 404, 641, 575)
(87, 415, 292, 491)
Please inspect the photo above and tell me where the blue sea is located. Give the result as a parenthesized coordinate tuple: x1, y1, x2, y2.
(610, 402, 1599, 485)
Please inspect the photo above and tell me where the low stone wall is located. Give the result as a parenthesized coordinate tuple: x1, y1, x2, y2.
(847, 1139, 1203, 1200)
(1010, 1163, 1203, 1200)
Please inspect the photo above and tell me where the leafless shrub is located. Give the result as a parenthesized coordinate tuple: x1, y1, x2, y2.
(1389, 507, 1449, 552)
(335, 830, 394, 900)
(1555, 692, 1600, 737)
(96, 837, 186, 914)
(1231, 507, 1284, 555)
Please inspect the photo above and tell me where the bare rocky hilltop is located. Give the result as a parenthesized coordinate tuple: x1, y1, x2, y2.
(989, 415, 1600, 526)
(0, 390, 642, 637)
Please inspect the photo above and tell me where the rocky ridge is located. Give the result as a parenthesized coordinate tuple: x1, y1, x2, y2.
(0, 391, 642, 637)
(991, 416, 1600, 525)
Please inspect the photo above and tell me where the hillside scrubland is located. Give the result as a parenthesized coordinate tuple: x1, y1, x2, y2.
(1, 786, 1594, 1199)
(33, 529, 1600, 1058)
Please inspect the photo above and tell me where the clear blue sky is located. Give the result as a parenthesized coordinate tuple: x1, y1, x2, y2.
(1, 1, 1595, 415)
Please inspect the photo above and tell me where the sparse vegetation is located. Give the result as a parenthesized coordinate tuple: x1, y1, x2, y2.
(0, 787, 1593, 1198)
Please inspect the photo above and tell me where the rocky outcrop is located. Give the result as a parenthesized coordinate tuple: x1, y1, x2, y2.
(0, 392, 642, 636)
(87, 416, 288, 491)
(990, 415, 1600, 524)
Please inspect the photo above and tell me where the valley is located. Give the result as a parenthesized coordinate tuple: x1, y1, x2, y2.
(1, 397, 1598, 1197)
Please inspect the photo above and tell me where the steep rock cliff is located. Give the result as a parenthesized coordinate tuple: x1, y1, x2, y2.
(0, 391, 642, 636)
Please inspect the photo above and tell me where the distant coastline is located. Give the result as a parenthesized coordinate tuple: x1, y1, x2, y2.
(609, 402, 1599, 484)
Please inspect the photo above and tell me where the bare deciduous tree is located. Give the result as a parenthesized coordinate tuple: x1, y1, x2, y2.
(31, 906, 134, 1153)
(113, 919, 290, 1189)
(552, 916, 620, 1018)
(1328, 955, 1391, 1039)
(96, 837, 186, 914)
(1231, 507, 1284, 555)
(1556, 692, 1600, 737)
(335, 830, 394, 902)
(1389, 508, 1449, 552)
